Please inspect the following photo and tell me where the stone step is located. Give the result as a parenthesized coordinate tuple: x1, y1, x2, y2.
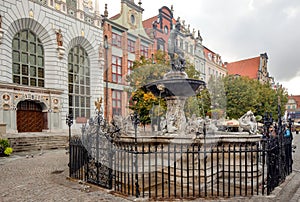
(7, 135, 68, 152)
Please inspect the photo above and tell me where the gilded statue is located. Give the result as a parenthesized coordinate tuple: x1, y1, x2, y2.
(95, 97, 103, 112)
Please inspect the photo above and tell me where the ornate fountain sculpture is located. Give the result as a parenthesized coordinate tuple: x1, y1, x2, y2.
(143, 18, 205, 134)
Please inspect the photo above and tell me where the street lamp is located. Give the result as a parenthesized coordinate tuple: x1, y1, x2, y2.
(66, 113, 73, 177)
(104, 35, 109, 120)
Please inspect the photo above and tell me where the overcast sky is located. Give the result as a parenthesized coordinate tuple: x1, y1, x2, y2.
(100, 0, 300, 95)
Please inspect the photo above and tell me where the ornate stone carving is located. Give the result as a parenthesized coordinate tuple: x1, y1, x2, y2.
(186, 114, 204, 134)
(238, 110, 257, 134)
(55, 29, 65, 58)
(167, 18, 192, 72)
(2, 94, 10, 101)
(83, 0, 94, 12)
(165, 98, 186, 133)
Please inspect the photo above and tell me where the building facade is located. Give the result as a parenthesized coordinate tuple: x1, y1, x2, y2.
(203, 47, 227, 83)
(0, 0, 104, 133)
(143, 6, 173, 52)
(286, 95, 300, 122)
(143, 6, 206, 81)
(103, 0, 153, 121)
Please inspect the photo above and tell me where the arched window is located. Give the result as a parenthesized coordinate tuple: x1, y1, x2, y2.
(68, 45, 90, 119)
(12, 29, 45, 87)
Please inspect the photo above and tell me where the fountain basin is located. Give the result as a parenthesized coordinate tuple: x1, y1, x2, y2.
(143, 78, 205, 98)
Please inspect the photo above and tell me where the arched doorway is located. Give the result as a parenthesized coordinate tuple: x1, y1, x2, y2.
(17, 100, 45, 132)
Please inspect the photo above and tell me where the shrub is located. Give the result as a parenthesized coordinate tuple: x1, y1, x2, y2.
(0, 139, 10, 148)
(4, 147, 13, 155)
(0, 138, 13, 156)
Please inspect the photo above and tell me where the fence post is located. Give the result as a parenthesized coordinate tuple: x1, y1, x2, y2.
(288, 113, 294, 173)
(277, 96, 286, 182)
(131, 109, 140, 198)
(66, 113, 73, 177)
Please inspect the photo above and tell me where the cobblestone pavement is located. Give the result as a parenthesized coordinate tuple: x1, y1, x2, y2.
(1, 134, 300, 202)
(0, 149, 131, 202)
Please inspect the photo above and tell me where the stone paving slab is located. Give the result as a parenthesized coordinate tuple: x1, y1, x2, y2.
(0, 149, 130, 202)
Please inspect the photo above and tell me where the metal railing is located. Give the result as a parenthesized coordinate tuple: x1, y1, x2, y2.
(69, 130, 293, 199)
(69, 103, 294, 199)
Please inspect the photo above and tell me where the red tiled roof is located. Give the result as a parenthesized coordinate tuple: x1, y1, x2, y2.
(110, 13, 120, 20)
(227, 57, 260, 79)
(142, 16, 157, 28)
(203, 46, 216, 60)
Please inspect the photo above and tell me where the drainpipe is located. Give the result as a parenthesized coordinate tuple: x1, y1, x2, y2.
(104, 35, 109, 120)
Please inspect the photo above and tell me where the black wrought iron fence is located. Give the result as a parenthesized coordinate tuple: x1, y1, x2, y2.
(69, 103, 294, 200)
(111, 141, 263, 199)
(265, 130, 293, 194)
(69, 131, 293, 199)
(69, 136, 88, 180)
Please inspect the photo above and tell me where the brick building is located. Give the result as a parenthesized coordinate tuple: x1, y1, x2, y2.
(142, 6, 173, 52)
(102, 0, 153, 121)
(143, 6, 206, 81)
(286, 95, 300, 122)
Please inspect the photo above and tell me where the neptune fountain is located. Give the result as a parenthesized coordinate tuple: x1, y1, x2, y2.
(144, 18, 205, 134)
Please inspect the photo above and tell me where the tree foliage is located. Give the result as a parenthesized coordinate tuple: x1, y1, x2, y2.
(126, 51, 287, 124)
(223, 75, 288, 120)
(126, 51, 169, 126)
(181, 60, 207, 118)
(185, 88, 211, 118)
(126, 51, 203, 125)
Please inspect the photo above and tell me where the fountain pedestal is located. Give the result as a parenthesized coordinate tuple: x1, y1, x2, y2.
(165, 96, 186, 133)
(144, 71, 205, 134)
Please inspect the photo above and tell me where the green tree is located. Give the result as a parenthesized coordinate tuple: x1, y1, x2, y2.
(206, 76, 227, 119)
(126, 51, 169, 127)
(182, 60, 209, 118)
(224, 76, 259, 119)
(223, 75, 288, 120)
(129, 89, 165, 128)
(127, 50, 205, 125)
(185, 60, 201, 79)
(185, 88, 211, 118)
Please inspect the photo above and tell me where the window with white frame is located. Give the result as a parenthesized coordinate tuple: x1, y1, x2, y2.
(68, 45, 91, 119)
(12, 29, 45, 87)
(112, 90, 122, 116)
(128, 60, 133, 75)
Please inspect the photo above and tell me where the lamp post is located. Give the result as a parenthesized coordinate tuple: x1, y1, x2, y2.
(66, 113, 73, 177)
(104, 35, 109, 120)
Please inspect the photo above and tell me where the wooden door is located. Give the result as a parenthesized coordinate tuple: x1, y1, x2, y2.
(17, 101, 44, 132)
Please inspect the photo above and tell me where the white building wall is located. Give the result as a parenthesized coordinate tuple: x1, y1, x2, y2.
(0, 0, 104, 133)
